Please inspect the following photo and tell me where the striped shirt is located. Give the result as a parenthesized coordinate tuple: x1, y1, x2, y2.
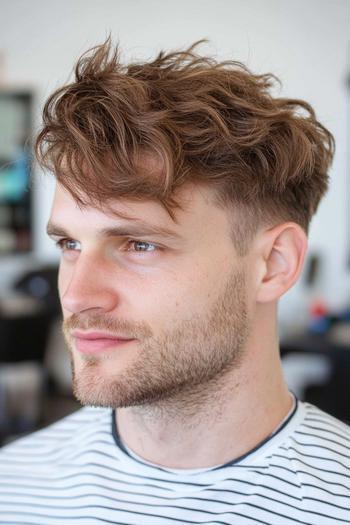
(0, 398, 349, 524)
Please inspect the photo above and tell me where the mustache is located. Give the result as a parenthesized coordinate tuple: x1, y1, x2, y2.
(62, 313, 153, 340)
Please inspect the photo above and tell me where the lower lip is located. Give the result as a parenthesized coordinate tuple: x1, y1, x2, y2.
(74, 337, 135, 355)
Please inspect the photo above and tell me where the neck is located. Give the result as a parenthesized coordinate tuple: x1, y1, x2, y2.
(115, 310, 292, 469)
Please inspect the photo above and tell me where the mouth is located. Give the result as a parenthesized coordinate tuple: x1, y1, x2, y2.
(72, 330, 136, 355)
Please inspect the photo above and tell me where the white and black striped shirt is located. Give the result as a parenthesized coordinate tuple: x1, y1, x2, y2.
(0, 398, 349, 524)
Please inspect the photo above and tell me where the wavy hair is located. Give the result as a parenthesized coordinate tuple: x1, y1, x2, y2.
(35, 39, 335, 254)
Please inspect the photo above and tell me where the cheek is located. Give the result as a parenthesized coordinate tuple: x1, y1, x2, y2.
(128, 268, 213, 330)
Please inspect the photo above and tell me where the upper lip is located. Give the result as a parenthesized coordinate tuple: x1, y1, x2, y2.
(72, 330, 134, 340)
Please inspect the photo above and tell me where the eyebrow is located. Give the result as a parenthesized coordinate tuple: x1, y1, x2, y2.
(46, 220, 182, 241)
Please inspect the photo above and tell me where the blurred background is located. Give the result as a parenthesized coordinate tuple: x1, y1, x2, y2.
(0, 0, 349, 445)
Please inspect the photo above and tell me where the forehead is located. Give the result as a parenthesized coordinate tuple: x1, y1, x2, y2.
(50, 183, 233, 239)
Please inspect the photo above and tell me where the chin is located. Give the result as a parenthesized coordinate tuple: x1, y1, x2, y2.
(70, 361, 130, 408)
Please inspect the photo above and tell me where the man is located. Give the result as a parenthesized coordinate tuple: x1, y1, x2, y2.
(0, 40, 348, 524)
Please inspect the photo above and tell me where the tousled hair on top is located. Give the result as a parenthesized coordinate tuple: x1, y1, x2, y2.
(35, 39, 335, 254)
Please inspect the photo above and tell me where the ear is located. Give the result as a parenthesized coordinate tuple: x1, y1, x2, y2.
(255, 222, 308, 304)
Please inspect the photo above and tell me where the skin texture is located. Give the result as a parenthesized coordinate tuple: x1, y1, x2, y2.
(48, 182, 307, 469)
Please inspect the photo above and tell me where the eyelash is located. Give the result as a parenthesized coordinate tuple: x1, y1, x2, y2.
(55, 239, 80, 251)
(54, 238, 159, 254)
(128, 240, 157, 253)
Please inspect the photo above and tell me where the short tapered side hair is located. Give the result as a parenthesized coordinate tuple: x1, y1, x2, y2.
(35, 39, 334, 254)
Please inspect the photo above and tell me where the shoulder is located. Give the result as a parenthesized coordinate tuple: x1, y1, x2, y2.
(0, 406, 112, 457)
(256, 402, 349, 521)
(276, 401, 349, 488)
(289, 402, 350, 462)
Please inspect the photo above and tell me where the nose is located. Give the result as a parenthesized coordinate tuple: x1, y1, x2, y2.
(60, 254, 119, 315)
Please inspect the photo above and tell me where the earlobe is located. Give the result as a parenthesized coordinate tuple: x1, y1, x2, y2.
(256, 223, 308, 304)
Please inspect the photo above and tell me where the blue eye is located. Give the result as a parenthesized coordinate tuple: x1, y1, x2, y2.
(130, 241, 156, 252)
(56, 239, 81, 251)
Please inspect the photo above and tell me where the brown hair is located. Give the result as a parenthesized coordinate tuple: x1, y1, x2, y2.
(35, 39, 335, 254)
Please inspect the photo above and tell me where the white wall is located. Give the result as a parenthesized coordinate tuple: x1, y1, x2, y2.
(1, 0, 350, 325)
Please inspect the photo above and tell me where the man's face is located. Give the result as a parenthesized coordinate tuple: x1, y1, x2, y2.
(48, 183, 253, 408)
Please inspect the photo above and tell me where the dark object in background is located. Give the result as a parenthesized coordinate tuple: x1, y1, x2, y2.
(304, 253, 320, 287)
(0, 265, 60, 443)
(13, 265, 60, 315)
(0, 309, 52, 363)
(0, 265, 60, 363)
(281, 333, 350, 425)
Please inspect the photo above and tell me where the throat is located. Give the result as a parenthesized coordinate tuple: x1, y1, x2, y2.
(113, 381, 294, 470)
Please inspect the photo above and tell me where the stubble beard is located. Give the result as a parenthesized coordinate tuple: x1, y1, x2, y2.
(63, 269, 250, 412)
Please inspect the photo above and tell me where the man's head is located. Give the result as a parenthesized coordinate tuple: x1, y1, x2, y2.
(39, 40, 334, 409)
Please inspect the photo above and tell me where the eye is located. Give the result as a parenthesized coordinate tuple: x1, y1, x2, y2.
(55, 238, 81, 252)
(128, 240, 157, 253)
